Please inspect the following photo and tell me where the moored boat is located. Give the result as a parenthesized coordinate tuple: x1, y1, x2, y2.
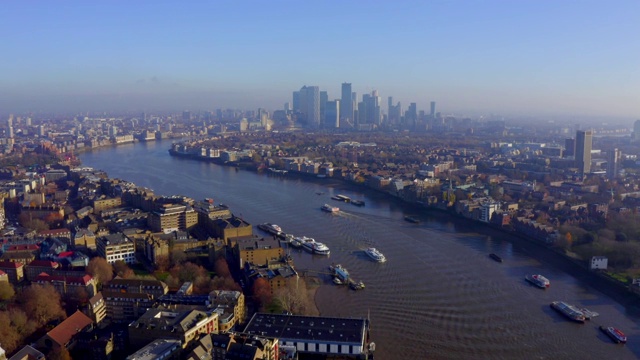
(600, 326, 627, 344)
(365, 247, 386, 263)
(351, 200, 365, 206)
(489, 253, 503, 263)
(525, 274, 550, 289)
(321, 204, 340, 212)
(300, 236, 330, 255)
(331, 194, 351, 202)
(257, 223, 283, 235)
(550, 301, 586, 323)
(349, 280, 365, 290)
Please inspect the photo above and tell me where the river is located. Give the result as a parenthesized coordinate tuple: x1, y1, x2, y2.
(80, 140, 640, 360)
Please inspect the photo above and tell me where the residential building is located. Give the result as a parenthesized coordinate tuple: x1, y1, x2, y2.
(0, 261, 24, 284)
(209, 290, 246, 332)
(86, 292, 107, 324)
(187, 332, 279, 360)
(7, 345, 45, 360)
(96, 233, 136, 264)
(102, 291, 155, 323)
(36, 273, 97, 298)
(74, 228, 97, 250)
(128, 307, 219, 349)
(92, 196, 123, 213)
(104, 277, 169, 298)
(37, 310, 93, 352)
(212, 216, 253, 243)
(125, 339, 181, 360)
(25, 260, 60, 282)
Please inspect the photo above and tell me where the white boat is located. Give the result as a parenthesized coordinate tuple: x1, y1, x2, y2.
(365, 247, 386, 263)
(257, 223, 282, 235)
(299, 236, 330, 255)
(525, 274, 550, 289)
(321, 204, 339, 212)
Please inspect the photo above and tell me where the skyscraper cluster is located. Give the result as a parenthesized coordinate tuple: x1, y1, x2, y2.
(290, 82, 436, 130)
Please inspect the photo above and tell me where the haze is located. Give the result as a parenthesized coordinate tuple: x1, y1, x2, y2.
(1, 1, 638, 121)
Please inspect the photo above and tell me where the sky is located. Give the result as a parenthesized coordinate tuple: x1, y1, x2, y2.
(0, 1, 638, 120)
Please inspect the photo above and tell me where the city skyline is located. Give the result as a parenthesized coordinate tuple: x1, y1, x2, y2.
(0, 1, 638, 121)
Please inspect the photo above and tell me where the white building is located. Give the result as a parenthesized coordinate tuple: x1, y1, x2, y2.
(97, 233, 136, 264)
(591, 256, 608, 270)
(480, 200, 501, 223)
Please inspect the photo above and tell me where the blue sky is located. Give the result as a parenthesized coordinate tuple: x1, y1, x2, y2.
(0, 1, 638, 119)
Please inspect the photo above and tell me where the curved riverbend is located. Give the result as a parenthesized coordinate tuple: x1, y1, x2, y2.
(80, 140, 640, 360)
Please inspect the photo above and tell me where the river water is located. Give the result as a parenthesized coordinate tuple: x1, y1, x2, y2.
(80, 140, 640, 360)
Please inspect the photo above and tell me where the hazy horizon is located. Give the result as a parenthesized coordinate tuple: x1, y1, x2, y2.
(1, 1, 638, 120)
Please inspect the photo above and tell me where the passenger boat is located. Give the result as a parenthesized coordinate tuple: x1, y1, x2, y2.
(331, 194, 351, 202)
(321, 204, 340, 213)
(404, 215, 420, 224)
(289, 237, 303, 248)
(489, 253, 503, 263)
(351, 200, 365, 206)
(365, 247, 386, 263)
(257, 223, 282, 235)
(525, 274, 550, 289)
(333, 277, 343, 285)
(299, 237, 330, 255)
(330, 264, 349, 282)
(600, 326, 627, 344)
(550, 301, 586, 323)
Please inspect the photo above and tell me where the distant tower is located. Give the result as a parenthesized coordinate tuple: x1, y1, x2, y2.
(38, 125, 45, 137)
(340, 83, 354, 127)
(633, 120, 640, 142)
(607, 148, 621, 179)
(324, 100, 340, 129)
(7, 126, 13, 138)
(564, 138, 575, 157)
(575, 130, 593, 175)
(430, 101, 436, 118)
(182, 111, 191, 121)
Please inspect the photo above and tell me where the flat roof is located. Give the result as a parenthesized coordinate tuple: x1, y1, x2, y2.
(243, 313, 367, 345)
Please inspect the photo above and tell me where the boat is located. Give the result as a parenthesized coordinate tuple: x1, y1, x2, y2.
(257, 223, 283, 235)
(365, 247, 387, 263)
(600, 326, 627, 344)
(299, 237, 330, 255)
(550, 301, 586, 323)
(351, 200, 365, 206)
(404, 215, 420, 224)
(289, 237, 303, 248)
(349, 280, 365, 290)
(321, 204, 340, 212)
(489, 253, 503, 263)
(331, 194, 351, 202)
(333, 277, 343, 285)
(525, 274, 550, 289)
(330, 264, 350, 282)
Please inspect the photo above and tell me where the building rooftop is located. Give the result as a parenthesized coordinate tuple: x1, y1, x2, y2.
(125, 339, 181, 360)
(237, 237, 280, 251)
(44, 310, 93, 347)
(243, 313, 368, 345)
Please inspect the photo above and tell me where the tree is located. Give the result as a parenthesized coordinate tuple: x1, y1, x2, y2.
(155, 254, 170, 272)
(274, 277, 311, 315)
(47, 347, 72, 360)
(86, 257, 114, 285)
(0, 311, 21, 354)
(0, 281, 15, 301)
(214, 257, 231, 278)
(170, 250, 187, 266)
(7, 308, 36, 339)
(113, 260, 135, 279)
(252, 277, 272, 311)
(19, 283, 66, 326)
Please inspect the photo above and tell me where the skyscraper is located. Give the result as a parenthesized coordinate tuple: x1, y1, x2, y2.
(430, 101, 436, 118)
(298, 86, 320, 127)
(340, 83, 354, 127)
(324, 100, 340, 129)
(607, 148, 621, 179)
(633, 120, 640, 142)
(564, 138, 575, 157)
(575, 130, 592, 175)
(320, 91, 328, 122)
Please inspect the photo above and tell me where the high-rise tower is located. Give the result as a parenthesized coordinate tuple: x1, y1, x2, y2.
(340, 83, 354, 127)
(575, 130, 592, 175)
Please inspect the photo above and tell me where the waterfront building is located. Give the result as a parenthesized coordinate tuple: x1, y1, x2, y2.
(243, 313, 373, 359)
(575, 130, 592, 174)
(234, 236, 284, 268)
(187, 331, 279, 360)
(147, 203, 198, 233)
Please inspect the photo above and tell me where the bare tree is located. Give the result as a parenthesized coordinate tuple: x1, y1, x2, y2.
(86, 257, 114, 285)
(273, 277, 311, 315)
(19, 283, 66, 326)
